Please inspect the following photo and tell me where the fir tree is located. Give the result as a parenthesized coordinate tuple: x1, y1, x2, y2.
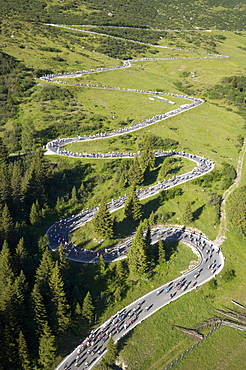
(49, 261, 70, 332)
(92, 198, 114, 239)
(0, 241, 14, 305)
(0, 137, 9, 166)
(70, 186, 78, 205)
(183, 201, 193, 224)
(158, 157, 176, 180)
(13, 270, 29, 331)
(127, 222, 148, 278)
(75, 302, 82, 316)
(158, 238, 166, 264)
(124, 186, 142, 221)
(0, 163, 11, 206)
(35, 249, 54, 290)
(38, 321, 57, 370)
(149, 211, 155, 226)
(144, 223, 153, 264)
(104, 337, 118, 366)
(11, 162, 22, 218)
(97, 255, 106, 276)
(115, 260, 125, 284)
(128, 155, 144, 185)
(17, 331, 31, 370)
(57, 243, 69, 271)
(82, 291, 94, 323)
(32, 283, 48, 333)
(1, 203, 14, 244)
(140, 135, 155, 172)
(29, 199, 42, 225)
(15, 237, 28, 273)
(37, 234, 49, 255)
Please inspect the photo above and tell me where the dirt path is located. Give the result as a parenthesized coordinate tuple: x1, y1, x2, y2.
(214, 137, 246, 247)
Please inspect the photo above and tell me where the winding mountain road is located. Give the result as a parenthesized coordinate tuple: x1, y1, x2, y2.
(41, 25, 233, 370)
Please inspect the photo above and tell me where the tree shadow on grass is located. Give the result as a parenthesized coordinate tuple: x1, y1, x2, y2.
(193, 204, 205, 221)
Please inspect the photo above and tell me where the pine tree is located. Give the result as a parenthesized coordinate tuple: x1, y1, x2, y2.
(38, 321, 57, 370)
(82, 291, 95, 323)
(15, 237, 28, 273)
(158, 238, 166, 264)
(70, 186, 78, 205)
(92, 198, 114, 239)
(97, 255, 106, 276)
(35, 249, 54, 290)
(75, 302, 82, 316)
(144, 223, 153, 264)
(127, 222, 148, 278)
(0, 163, 11, 206)
(115, 260, 125, 284)
(37, 234, 49, 255)
(57, 243, 69, 271)
(18, 331, 31, 370)
(0, 137, 9, 166)
(32, 283, 48, 333)
(128, 155, 144, 185)
(140, 135, 155, 172)
(183, 201, 193, 224)
(0, 241, 14, 305)
(11, 162, 23, 218)
(158, 157, 175, 180)
(13, 271, 29, 331)
(149, 211, 155, 226)
(104, 337, 118, 366)
(29, 199, 42, 225)
(49, 261, 70, 332)
(124, 187, 142, 221)
(1, 203, 14, 244)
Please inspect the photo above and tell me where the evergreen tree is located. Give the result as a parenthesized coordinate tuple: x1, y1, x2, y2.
(35, 249, 54, 291)
(13, 270, 29, 331)
(140, 135, 155, 172)
(97, 255, 106, 276)
(75, 302, 82, 316)
(128, 155, 144, 185)
(18, 331, 31, 370)
(158, 157, 176, 180)
(0, 241, 14, 304)
(183, 201, 193, 224)
(104, 337, 118, 366)
(0, 137, 8, 166)
(124, 187, 142, 221)
(57, 243, 69, 271)
(32, 283, 48, 334)
(29, 199, 42, 225)
(144, 223, 153, 264)
(149, 211, 155, 226)
(1, 203, 14, 244)
(49, 261, 70, 332)
(82, 291, 94, 323)
(92, 198, 114, 239)
(70, 186, 78, 205)
(158, 238, 166, 264)
(115, 260, 125, 284)
(37, 234, 49, 255)
(15, 237, 28, 273)
(38, 321, 57, 370)
(127, 222, 148, 278)
(11, 162, 23, 218)
(0, 163, 11, 206)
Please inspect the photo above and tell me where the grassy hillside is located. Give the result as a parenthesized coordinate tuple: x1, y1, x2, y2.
(0, 3, 246, 369)
(1, 0, 245, 30)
